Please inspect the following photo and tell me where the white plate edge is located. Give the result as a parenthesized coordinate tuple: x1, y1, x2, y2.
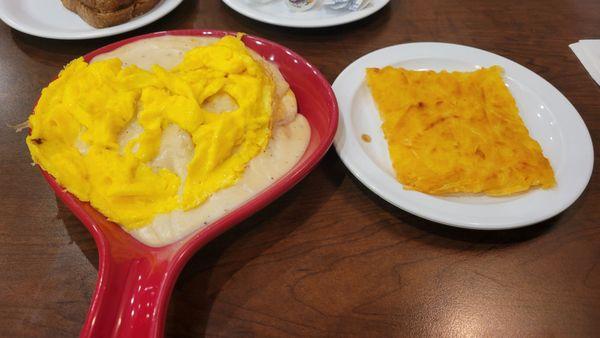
(221, 0, 390, 28)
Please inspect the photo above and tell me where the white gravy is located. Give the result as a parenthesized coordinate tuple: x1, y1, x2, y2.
(91, 36, 311, 247)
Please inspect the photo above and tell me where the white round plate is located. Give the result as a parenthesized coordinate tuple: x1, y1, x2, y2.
(333, 42, 594, 230)
(221, 0, 389, 28)
(0, 0, 183, 40)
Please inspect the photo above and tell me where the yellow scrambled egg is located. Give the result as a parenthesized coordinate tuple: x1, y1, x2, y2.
(366, 66, 556, 196)
(26, 35, 275, 229)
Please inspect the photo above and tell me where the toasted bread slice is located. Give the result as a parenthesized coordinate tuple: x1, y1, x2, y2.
(61, 0, 161, 28)
(79, 0, 136, 12)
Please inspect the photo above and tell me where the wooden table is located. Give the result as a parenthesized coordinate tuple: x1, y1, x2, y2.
(1, 0, 599, 336)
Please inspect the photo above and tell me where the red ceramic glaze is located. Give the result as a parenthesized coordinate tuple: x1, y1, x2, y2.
(38, 30, 338, 338)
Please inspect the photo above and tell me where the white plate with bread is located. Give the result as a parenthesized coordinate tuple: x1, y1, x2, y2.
(0, 0, 183, 40)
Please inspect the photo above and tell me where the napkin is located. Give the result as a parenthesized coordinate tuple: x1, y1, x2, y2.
(570, 40, 600, 86)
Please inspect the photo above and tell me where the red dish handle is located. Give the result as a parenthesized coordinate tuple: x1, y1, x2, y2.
(79, 231, 183, 338)
(38, 29, 339, 338)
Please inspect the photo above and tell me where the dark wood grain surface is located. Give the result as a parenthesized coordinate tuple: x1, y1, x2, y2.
(1, 0, 599, 336)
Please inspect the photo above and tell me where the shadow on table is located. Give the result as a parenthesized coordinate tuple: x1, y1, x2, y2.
(165, 154, 340, 337)
(58, 196, 99, 269)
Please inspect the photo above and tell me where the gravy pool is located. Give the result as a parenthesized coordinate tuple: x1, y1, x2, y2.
(92, 36, 310, 246)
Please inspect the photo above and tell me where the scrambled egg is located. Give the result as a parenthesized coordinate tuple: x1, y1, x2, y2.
(366, 66, 556, 195)
(26, 35, 275, 229)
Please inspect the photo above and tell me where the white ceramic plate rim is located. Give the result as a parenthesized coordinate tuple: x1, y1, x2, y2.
(0, 0, 183, 40)
(221, 0, 390, 28)
(333, 42, 594, 230)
